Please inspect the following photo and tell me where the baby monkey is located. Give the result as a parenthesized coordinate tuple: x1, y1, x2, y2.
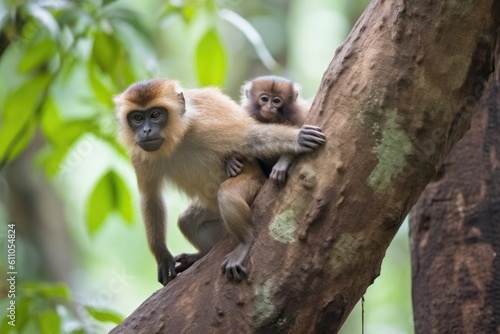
(227, 76, 311, 184)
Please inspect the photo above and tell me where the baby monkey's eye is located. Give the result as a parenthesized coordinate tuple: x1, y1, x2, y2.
(260, 95, 269, 102)
(272, 98, 281, 104)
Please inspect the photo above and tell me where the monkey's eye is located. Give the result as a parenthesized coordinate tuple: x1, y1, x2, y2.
(151, 110, 160, 119)
(133, 114, 143, 122)
(272, 97, 281, 104)
(260, 95, 269, 103)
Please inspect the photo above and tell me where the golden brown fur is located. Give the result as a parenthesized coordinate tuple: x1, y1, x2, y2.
(114, 78, 324, 285)
(231, 76, 311, 184)
(241, 75, 310, 125)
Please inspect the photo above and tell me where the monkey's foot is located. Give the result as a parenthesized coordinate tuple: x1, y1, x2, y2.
(174, 253, 202, 273)
(220, 242, 252, 282)
(158, 257, 177, 286)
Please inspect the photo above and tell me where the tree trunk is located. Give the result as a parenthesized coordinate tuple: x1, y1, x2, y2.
(112, 1, 500, 333)
(410, 58, 500, 332)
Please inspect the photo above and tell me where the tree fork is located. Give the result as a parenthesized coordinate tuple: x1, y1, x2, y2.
(112, 0, 500, 333)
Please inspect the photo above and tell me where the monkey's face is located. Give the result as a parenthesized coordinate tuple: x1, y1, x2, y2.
(114, 79, 188, 159)
(258, 94, 284, 120)
(126, 107, 168, 152)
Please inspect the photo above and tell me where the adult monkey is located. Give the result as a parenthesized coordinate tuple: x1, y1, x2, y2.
(114, 78, 325, 285)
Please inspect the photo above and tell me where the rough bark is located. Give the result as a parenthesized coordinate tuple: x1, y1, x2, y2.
(112, 1, 500, 333)
(410, 57, 500, 332)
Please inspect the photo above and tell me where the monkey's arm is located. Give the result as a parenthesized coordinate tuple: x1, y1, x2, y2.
(241, 124, 325, 159)
(270, 154, 294, 185)
(136, 172, 177, 286)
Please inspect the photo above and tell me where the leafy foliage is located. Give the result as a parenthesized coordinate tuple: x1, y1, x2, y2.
(0, 0, 153, 224)
(86, 170, 133, 234)
(0, 0, 276, 235)
(0, 282, 123, 334)
(0, 0, 412, 333)
(0, 2, 155, 329)
(0, 3, 274, 329)
(196, 28, 227, 86)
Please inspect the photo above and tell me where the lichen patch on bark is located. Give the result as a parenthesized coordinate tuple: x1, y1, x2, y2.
(368, 108, 413, 192)
(331, 233, 357, 271)
(268, 209, 298, 244)
(253, 279, 276, 324)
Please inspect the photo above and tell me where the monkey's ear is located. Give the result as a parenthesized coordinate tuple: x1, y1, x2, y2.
(112, 94, 122, 105)
(178, 92, 186, 113)
(293, 83, 301, 101)
(245, 89, 250, 99)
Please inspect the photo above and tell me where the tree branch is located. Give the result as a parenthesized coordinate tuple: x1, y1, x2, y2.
(112, 0, 500, 332)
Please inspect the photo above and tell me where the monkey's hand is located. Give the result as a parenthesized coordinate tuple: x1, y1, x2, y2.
(226, 154, 244, 177)
(270, 160, 290, 185)
(297, 125, 326, 152)
(174, 252, 202, 273)
(158, 253, 177, 286)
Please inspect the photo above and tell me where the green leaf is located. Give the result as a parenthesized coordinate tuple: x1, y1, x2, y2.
(0, 318, 15, 334)
(37, 146, 67, 176)
(160, 3, 181, 18)
(37, 98, 96, 176)
(26, 3, 59, 38)
(18, 39, 57, 73)
(86, 170, 134, 233)
(38, 119, 96, 177)
(103, 0, 118, 6)
(88, 63, 113, 107)
(86, 306, 123, 324)
(0, 74, 51, 163)
(160, 2, 197, 22)
(110, 171, 134, 224)
(182, 4, 197, 22)
(21, 282, 71, 302)
(40, 98, 97, 146)
(0, 300, 17, 333)
(104, 6, 154, 46)
(86, 171, 115, 234)
(112, 51, 137, 87)
(39, 98, 63, 144)
(196, 28, 227, 86)
(14, 298, 30, 331)
(39, 310, 62, 334)
(92, 31, 120, 73)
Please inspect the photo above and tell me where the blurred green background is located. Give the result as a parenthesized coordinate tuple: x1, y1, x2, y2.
(0, 0, 413, 333)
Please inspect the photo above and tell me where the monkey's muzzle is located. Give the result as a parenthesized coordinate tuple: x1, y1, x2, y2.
(261, 107, 277, 120)
(138, 138, 164, 152)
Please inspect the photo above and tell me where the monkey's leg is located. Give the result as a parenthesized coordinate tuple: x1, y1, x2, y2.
(175, 200, 226, 272)
(218, 161, 265, 281)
